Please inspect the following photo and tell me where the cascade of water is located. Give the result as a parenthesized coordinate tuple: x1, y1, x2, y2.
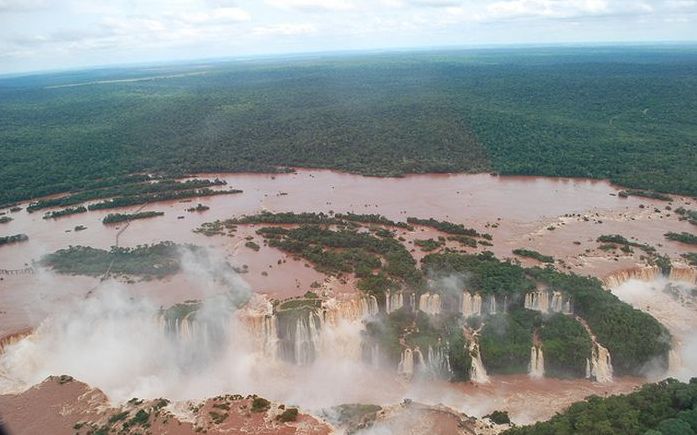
(260, 315, 278, 360)
(385, 291, 404, 314)
(577, 316, 614, 383)
(550, 292, 563, 313)
(529, 346, 545, 379)
(462, 292, 482, 318)
(669, 266, 697, 285)
(419, 293, 442, 315)
(398, 348, 415, 377)
(409, 293, 416, 312)
(589, 342, 613, 383)
(603, 266, 661, 288)
(293, 313, 322, 365)
(563, 298, 573, 315)
(425, 344, 453, 379)
(524, 290, 550, 313)
(488, 294, 497, 315)
(370, 344, 380, 368)
(469, 339, 489, 384)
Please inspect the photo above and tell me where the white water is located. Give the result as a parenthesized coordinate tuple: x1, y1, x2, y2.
(385, 291, 404, 314)
(529, 346, 544, 379)
(419, 293, 442, 315)
(461, 292, 482, 318)
(468, 337, 489, 384)
(586, 343, 613, 384)
(398, 348, 415, 377)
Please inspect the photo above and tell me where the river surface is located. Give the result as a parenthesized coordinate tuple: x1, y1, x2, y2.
(1, 169, 695, 337)
(1, 170, 695, 430)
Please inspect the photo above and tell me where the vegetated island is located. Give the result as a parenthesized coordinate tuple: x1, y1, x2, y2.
(102, 211, 164, 225)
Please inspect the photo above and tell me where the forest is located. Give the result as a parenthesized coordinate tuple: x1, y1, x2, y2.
(1, 46, 696, 206)
(506, 378, 697, 435)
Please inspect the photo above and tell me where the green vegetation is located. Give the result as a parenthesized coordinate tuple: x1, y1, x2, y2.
(479, 310, 538, 375)
(102, 211, 164, 224)
(683, 253, 697, 267)
(407, 217, 491, 239)
(277, 408, 299, 422)
(41, 242, 182, 278)
(250, 222, 423, 294)
(0, 216, 12, 224)
(422, 252, 670, 376)
(512, 248, 554, 263)
(505, 378, 697, 435)
(87, 188, 240, 211)
(244, 241, 260, 251)
(186, 203, 210, 212)
(665, 232, 697, 245)
(485, 410, 511, 425)
(675, 207, 697, 225)
(0, 233, 28, 246)
(414, 238, 443, 252)
(3, 47, 696, 206)
(528, 267, 670, 375)
(43, 206, 87, 219)
(618, 189, 673, 201)
(26, 178, 225, 212)
(539, 314, 592, 378)
(251, 397, 271, 412)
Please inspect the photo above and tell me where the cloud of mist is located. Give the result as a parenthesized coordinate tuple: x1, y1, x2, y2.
(612, 276, 697, 382)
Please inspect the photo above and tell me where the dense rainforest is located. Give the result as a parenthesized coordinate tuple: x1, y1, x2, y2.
(1, 46, 696, 206)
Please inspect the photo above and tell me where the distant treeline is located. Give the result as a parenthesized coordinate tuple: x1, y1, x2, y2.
(2, 47, 696, 205)
(26, 179, 227, 212)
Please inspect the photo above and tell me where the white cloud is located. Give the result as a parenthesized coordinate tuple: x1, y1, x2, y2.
(252, 23, 317, 35)
(265, 0, 355, 12)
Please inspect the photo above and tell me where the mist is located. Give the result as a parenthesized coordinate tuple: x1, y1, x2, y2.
(611, 276, 697, 381)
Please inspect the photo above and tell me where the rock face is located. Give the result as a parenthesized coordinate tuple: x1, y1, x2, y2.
(0, 376, 331, 435)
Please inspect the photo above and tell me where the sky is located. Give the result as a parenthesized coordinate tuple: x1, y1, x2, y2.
(0, 0, 696, 74)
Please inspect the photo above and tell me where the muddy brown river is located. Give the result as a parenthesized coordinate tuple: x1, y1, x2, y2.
(1, 170, 695, 431)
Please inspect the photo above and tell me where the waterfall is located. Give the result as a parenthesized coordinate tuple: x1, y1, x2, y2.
(398, 348, 415, 377)
(409, 293, 416, 312)
(419, 293, 442, 315)
(669, 265, 697, 285)
(293, 313, 322, 365)
(550, 292, 563, 313)
(563, 298, 573, 314)
(603, 266, 661, 288)
(577, 316, 613, 383)
(385, 291, 404, 314)
(529, 346, 545, 379)
(370, 344, 380, 368)
(0, 329, 32, 355)
(524, 290, 550, 313)
(588, 343, 613, 383)
(468, 339, 489, 384)
(462, 292, 482, 318)
(260, 315, 278, 359)
(361, 295, 379, 318)
(425, 344, 453, 379)
(488, 295, 497, 315)
(324, 296, 378, 324)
